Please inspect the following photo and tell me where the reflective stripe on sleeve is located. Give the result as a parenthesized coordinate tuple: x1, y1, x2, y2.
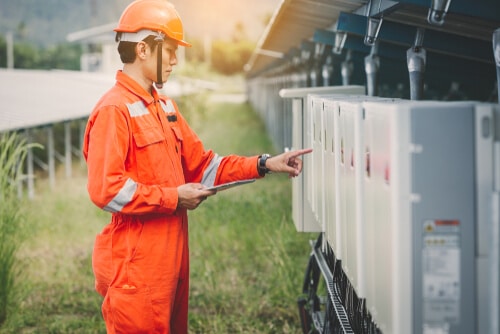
(201, 154, 222, 187)
(103, 178, 137, 212)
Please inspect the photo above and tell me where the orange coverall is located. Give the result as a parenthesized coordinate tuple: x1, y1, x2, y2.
(83, 70, 260, 333)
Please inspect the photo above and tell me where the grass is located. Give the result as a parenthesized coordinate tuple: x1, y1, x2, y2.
(0, 96, 315, 333)
(0, 133, 40, 329)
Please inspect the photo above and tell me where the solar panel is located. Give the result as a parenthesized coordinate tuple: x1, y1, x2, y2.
(0, 69, 114, 132)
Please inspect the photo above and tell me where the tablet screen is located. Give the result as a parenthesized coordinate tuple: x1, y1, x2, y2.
(206, 179, 256, 191)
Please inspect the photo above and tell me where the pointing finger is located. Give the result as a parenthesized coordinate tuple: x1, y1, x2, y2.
(288, 148, 313, 158)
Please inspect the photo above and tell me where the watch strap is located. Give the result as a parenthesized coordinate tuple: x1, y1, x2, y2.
(257, 154, 271, 176)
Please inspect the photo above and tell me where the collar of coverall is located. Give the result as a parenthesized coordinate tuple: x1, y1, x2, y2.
(119, 29, 165, 43)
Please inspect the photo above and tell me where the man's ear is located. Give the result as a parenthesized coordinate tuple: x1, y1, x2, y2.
(136, 41, 148, 60)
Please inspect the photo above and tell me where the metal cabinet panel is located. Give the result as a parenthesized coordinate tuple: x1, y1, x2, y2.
(337, 100, 366, 298)
(323, 99, 341, 257)
(362, 100, 480, 334)
(284, 86, 365, 232)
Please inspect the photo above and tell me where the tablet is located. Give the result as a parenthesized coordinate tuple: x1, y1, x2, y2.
(205, 179, 256, 192)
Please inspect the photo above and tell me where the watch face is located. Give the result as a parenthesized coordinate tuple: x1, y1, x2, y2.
(258, 154, 270, 176)
(260, 154, 269, 166)
(262, 155, 271, 172)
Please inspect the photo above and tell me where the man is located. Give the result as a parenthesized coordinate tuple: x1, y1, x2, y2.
(82, 0, 312, 333)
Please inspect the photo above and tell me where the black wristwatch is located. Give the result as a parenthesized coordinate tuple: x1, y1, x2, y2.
(257, 154, 271, 177)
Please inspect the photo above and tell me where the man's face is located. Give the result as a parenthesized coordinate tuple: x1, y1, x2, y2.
(142, 38, 179, 85)
(158, 39, 179, 83)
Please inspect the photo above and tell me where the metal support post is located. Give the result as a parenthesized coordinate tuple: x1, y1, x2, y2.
(64, 121, 72, 178)
(427, 0, 452, 26)
(333, 31, 347, 55)
(26, 129, 35, 199)
(363, 0, 383, 46)
(311, 43, 325, 88)
(322, 55, 334, 87)
(79, 119, 86, 166)
(47, 126, 55, 188)
(6, 31, 14, 69)
(493, 28, 500, 102)
(364, 17, 382, 46)
(301, 44, 313, 87)
(363, 0, 382, 96)
(492, 103, 500, 334)
(341, 50, 354, 86)
(365, 42, 380, 96)
(407, 28, 426, 100)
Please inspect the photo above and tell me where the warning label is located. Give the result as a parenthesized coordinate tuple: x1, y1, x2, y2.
(422, 219, 460, 325)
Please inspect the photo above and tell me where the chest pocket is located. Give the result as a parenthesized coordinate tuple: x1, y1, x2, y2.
(132, 127, 169, 184)
(169, 125, 183, 156)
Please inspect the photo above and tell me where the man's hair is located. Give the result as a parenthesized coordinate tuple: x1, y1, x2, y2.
(116, 34, 159, 64)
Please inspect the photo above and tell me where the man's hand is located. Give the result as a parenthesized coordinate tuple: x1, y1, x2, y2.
(177, 183, 216, 210)
(266, 148, 313, 178)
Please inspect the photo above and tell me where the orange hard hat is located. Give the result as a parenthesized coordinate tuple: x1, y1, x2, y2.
(115, 0, 191, 47)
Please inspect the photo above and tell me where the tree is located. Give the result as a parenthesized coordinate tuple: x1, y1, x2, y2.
(0, 35, 6, 68)
(211, 23, 255, 75)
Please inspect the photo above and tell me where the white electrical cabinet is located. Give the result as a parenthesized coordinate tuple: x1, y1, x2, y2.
(310, 95, 326, 230)
(280, 86, 366, 233)
(361, 100, 500, 334)
(323, 95, 397, 290)
(289, 92, 500, 334)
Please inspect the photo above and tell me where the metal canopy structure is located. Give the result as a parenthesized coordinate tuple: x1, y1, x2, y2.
(245, 0, 500, 101)
(376, 0, 499, 39)
(246, 0, 364, 76)
(246, 0, 500, 152)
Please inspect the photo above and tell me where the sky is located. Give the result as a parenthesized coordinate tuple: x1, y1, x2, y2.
(169, 0, 282, 40)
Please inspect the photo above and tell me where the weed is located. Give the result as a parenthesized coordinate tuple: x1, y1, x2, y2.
(0, 132, 40, 327)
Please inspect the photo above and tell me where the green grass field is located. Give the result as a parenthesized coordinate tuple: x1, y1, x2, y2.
(0, 97, 315, 333)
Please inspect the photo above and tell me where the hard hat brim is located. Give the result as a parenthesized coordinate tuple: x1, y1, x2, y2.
(117, 29, 192, 47)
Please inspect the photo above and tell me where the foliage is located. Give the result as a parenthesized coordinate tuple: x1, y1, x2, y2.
(0, 22, 253, 73)
(175, 91, 210, 124)
(0, 32, 253, 73)
(211, 39, 255, 75)
(184, 37, 207, 64)
(188, 101, 314, 333)
(0, 0, 131, 47)
(0, 35, 82, 70)
(182, 33, 256, 75)
(0, 132, 39, 326)
(0, 36, 5, 68)
(38, 43, 82, 70)
(0, 170, 107, 333)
